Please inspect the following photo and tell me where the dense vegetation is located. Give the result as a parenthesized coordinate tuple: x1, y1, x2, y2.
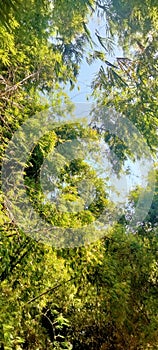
(0, 1, 158, 349)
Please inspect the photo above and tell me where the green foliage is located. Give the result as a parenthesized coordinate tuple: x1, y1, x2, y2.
(0, 0, 93, 163)
(75, 228, 158, 350)
(96, 0, 158, 48)
(0, 0, 158, 350)
(24, 123, 111, 233)
(91, 35, 158, 168)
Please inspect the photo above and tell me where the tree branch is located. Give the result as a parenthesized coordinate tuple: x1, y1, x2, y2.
(27, 276, 76, 304)
(0, 72, 39, 96)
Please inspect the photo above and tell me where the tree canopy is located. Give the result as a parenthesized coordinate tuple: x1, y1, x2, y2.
(0, 1, 157, 350)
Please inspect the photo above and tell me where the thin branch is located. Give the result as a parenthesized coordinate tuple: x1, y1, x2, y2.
(27, 276, 76, 304)
(42, 313, 56, 334)
(0, 72, 39, 96)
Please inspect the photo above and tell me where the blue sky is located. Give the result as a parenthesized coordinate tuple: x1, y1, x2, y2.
(66, 13, 123, 123)
(69, 13, 123, 105)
